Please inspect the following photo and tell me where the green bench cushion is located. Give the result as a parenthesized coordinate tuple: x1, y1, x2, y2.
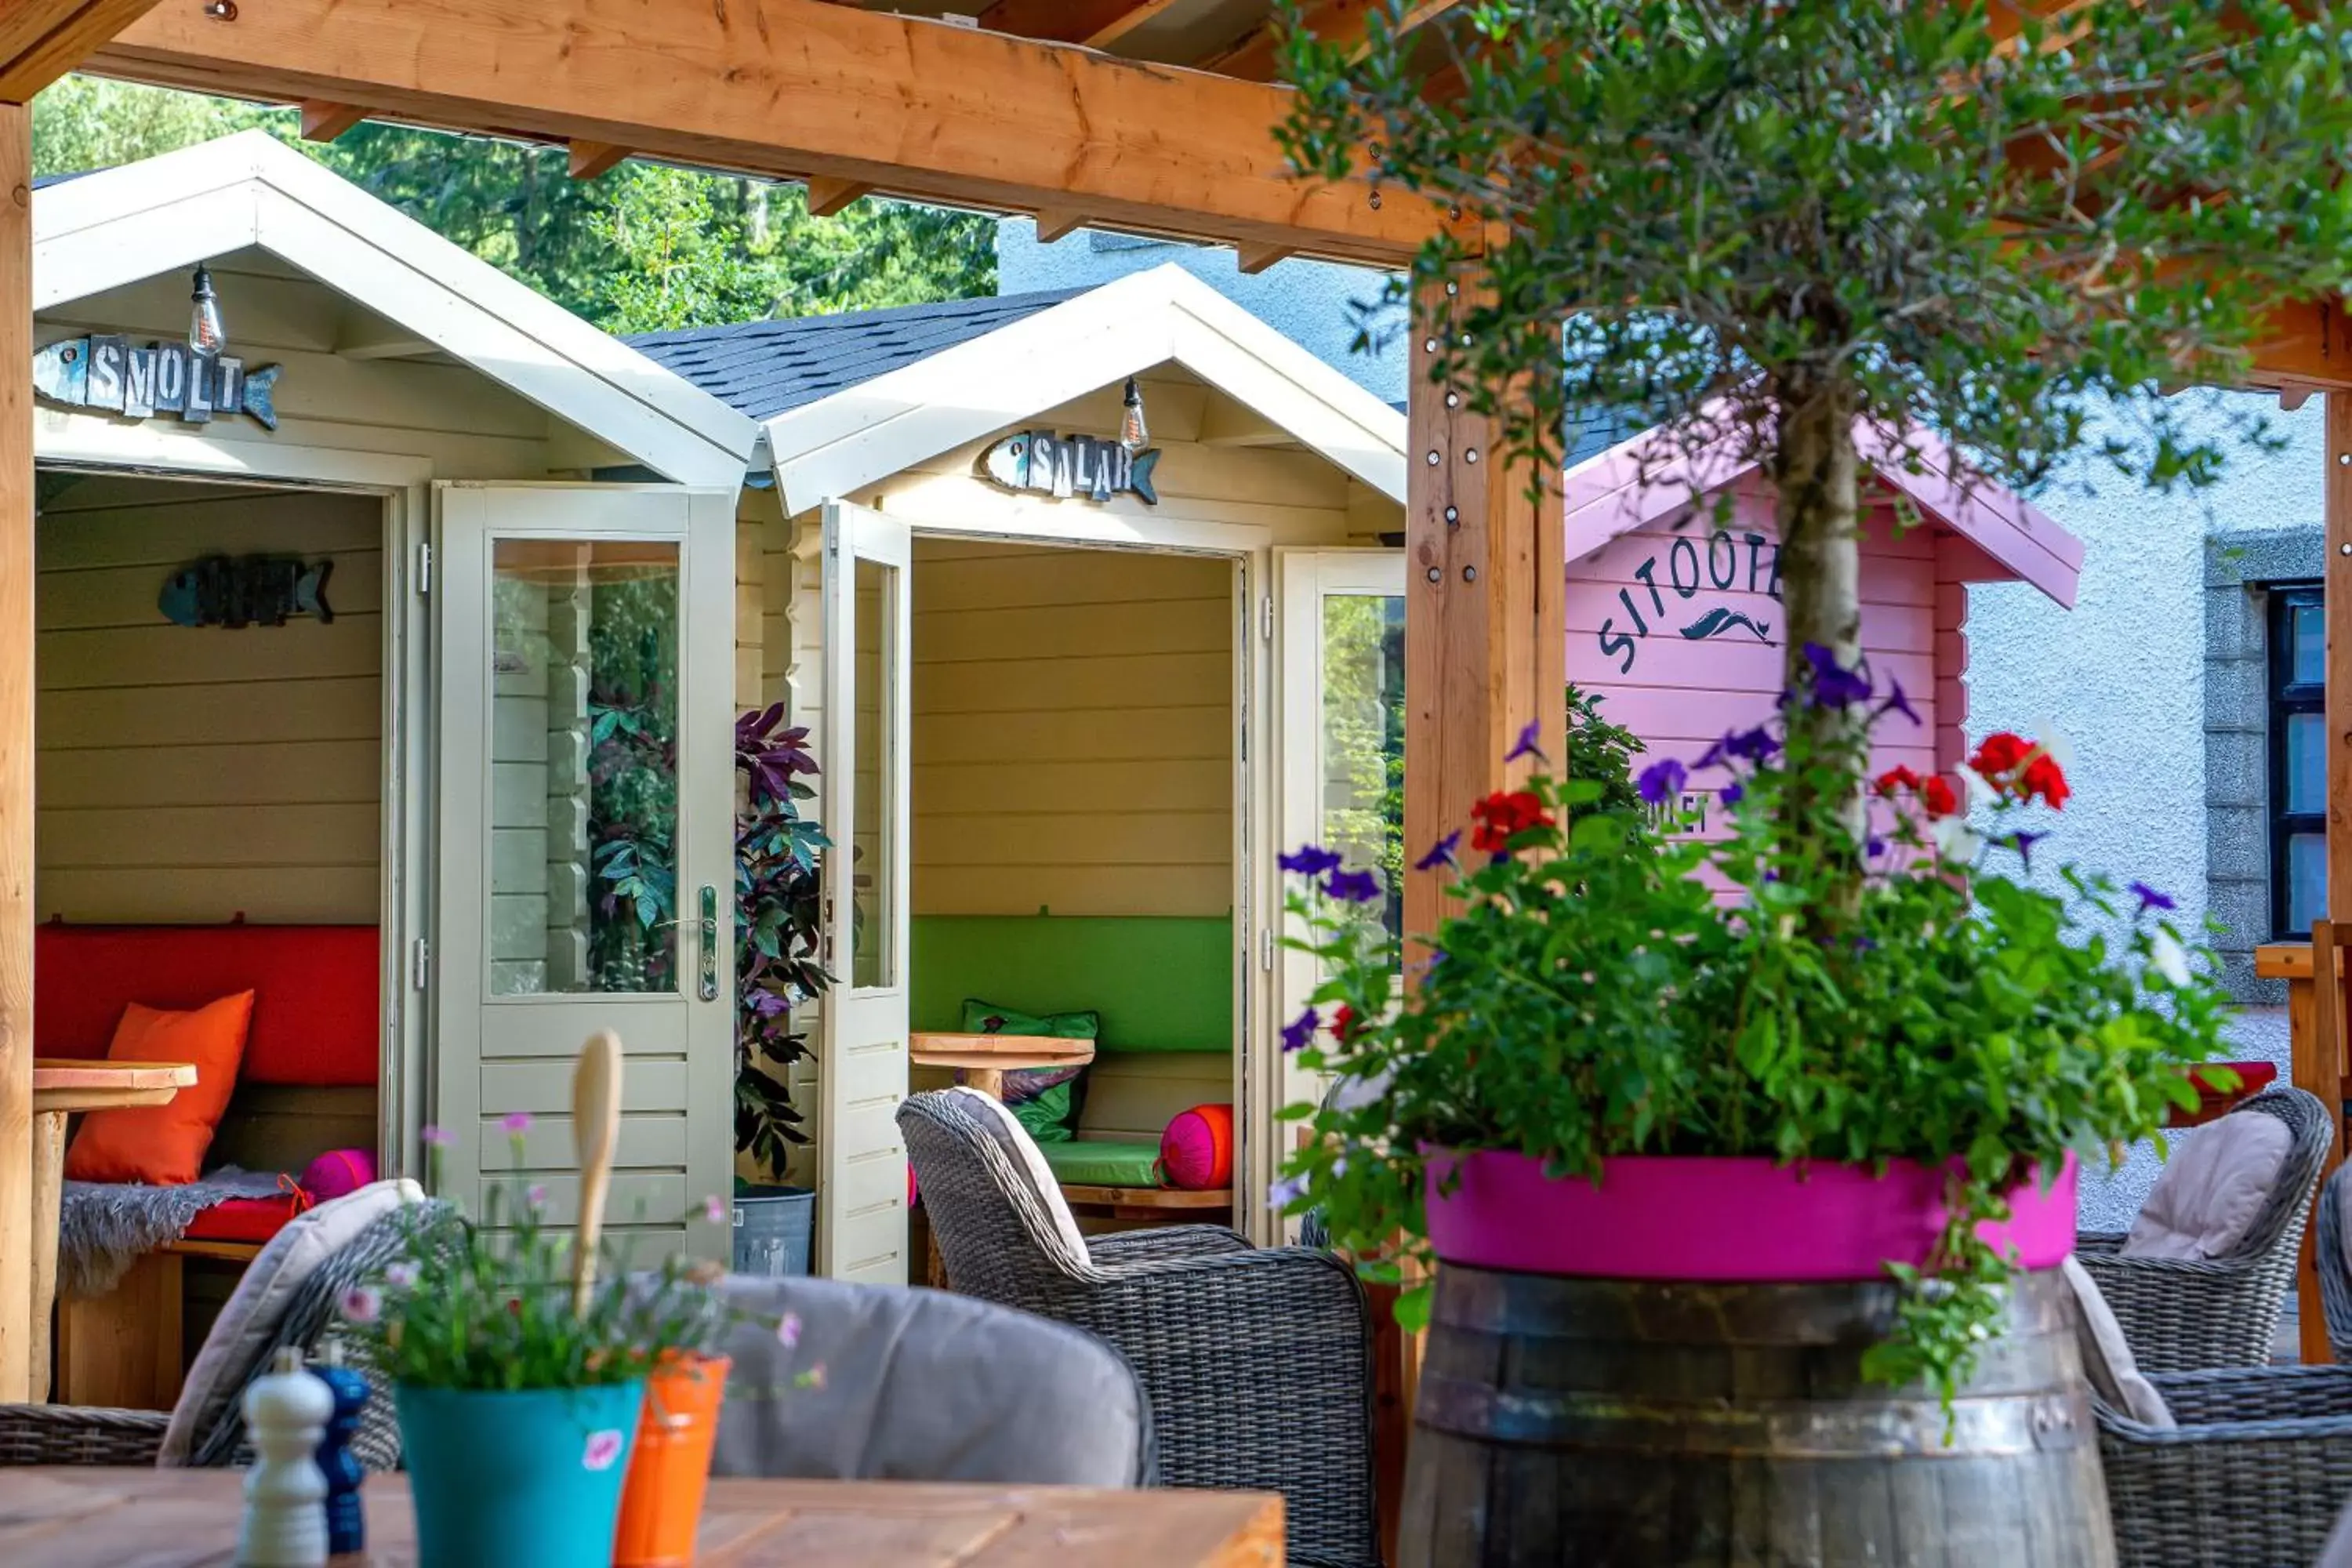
(1039, 1138, 1163, 1189)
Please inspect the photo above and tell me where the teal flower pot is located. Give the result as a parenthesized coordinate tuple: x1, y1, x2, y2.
(396, 1381, 646, 1568)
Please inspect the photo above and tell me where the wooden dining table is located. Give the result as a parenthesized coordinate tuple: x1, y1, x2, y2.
(27, 1058, 196, 1401)
(0, 1468, 1285, 1566)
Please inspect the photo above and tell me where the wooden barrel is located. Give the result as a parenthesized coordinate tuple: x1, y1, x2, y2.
(1400, 1263, 2114, 1566)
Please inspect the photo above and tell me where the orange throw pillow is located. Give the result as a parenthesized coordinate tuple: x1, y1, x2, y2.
(64, 991, 254, 1186)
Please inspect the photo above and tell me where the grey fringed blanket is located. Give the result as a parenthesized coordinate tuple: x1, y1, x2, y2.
(58, 1168, 288, 1297)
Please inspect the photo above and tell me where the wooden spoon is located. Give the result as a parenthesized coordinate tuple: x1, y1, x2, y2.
(571, 1029, 623, 1318)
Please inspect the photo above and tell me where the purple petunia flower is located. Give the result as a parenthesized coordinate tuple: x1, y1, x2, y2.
(1414, 831, 1461, 872)
(1637, 757, 1687, 806)
(1504, 720, 1546, 764)
(2008, 829, 2050, 872)
(1798, 642, 1873, 710)
(1723, 726, 1780, 764)
(1267, 1173, 1311, 1213)
(1281, 1007, 1319, 1053)
(1879, 676, 1922, 728)
(1279, 845, 1345, 877)
(2129, 880, 2177, 915)
(1325, 869, 1382, 904)
(1866, 835, 1887, 858)
(1720, 782, 1744, 808)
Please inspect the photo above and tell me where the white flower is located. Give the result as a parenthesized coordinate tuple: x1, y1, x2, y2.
(2149, 928, 2193, 989)
(1328, 1065, 1396, 1114)
(383, 1261, 419, 1291)
(1952, 762, 1996, 812)
(1267, 1173, 1311, 1212)
(1929, 814, 1982, 862)
(339, 1286, 383, 1327)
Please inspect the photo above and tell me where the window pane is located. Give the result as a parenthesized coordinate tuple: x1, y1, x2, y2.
(490, 539, 680, 996)
(851, 555, 898, 991)
(2288, 711, 2328, 814)
(2290, 832, 2328, 936)
(1320, 592, 1406, 946)
(2295, 601, 2327, 687)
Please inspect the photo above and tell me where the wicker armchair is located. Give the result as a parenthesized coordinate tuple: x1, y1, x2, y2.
(2075, 1087, 2330, 1374)
(0, 1197, 455, 1469)
(2099, 1363, 2352, 1567)
(899, 1088, 1378, 1568)
(2314, 1163, 2352, 1364)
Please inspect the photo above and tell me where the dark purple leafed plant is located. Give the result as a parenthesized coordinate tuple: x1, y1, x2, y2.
(735, 702, 831, 1177)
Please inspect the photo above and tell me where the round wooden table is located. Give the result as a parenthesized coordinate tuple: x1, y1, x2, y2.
(28, 1058, 194, 1401)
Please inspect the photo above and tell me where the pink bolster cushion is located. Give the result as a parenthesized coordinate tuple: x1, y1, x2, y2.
(302, 1147, 377, 1203)
(1159, 1103, 1235, 1190)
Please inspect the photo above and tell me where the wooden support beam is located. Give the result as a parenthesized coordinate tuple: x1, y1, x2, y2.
(2329, 392, 2352, 922)
(1212, 0, 1464, 84)
(1082, 0, 1187, 52)
(0, 0, 163, 102)
(95, 0, 1440, 267)
(1234, 241, 1293, 274)
(804, 176, 873, 218)
(567, 140, 629, 181)
(0, 104, 32, 1403)
(977, 0, 1160, 45)
(296, 97, 366, 142)
(1032, 208, 1089, 244)
(1400, 273, 1566, 954)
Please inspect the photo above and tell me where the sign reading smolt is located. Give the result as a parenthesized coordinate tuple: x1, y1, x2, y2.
(32, 335, 283, 430)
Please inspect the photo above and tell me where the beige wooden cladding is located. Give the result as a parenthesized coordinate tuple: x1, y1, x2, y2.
(35, 480, 383, 924)
(910, 539, 1236, 918)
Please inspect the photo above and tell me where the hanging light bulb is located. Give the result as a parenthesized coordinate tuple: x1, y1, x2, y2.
(188, 265, 226, 355)
(1120, 376, 1150, 453)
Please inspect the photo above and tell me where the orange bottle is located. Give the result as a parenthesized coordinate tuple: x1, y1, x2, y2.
(613, 1353, 731, 1568)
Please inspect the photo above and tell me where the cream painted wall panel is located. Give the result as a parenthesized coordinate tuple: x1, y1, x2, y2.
(916, 865, 1233, 919)
(1079, 1051, 1232, 1142)
(913, 706, 1232, 764)
(35, 483, 383, 924)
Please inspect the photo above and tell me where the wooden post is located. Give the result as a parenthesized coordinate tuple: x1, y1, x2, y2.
(0, 102, 31, 1403)
(1392, 275, 1564, 1553)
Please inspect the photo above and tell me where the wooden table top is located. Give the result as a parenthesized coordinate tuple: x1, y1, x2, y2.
(0, 1468, 1285, 1566)
(909, 1033, 1098, 1071)
(31, 1058, 195, 1114)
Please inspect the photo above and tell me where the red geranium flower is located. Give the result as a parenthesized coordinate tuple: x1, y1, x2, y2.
(1969, 732, 2032, 779)
(1873, 765, 1922, 797)
(1331, 1004, 1363, 1043)
(2019, 754, 2070, 811)
(1469, 789, 1554, 853)
(1922, 776, 1959, 818)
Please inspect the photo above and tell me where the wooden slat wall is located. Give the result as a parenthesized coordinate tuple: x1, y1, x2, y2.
(35, 479, 383, 924)
(910, 539, 1236, 918)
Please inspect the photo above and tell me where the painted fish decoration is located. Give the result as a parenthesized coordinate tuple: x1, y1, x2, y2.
(158, 554, 335, 629)
(983, 430, 1160, 506)
(33, 336, 281, 430)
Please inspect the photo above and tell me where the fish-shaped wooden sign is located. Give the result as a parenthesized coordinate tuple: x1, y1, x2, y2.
(983, 430, 1160, 505)
(159, 554, 334, 628)
(33, 336, 281, 430)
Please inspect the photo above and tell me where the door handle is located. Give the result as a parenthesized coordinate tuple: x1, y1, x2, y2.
(699, 884, 720, 1003)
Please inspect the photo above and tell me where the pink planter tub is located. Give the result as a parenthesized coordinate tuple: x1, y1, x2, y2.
(1423, 1149, 2078, 1281)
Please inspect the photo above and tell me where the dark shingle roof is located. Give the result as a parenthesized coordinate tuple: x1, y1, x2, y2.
(627, 287, 1088, 422)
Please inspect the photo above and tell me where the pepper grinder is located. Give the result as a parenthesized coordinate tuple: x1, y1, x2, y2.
(238, 1346, 331, 1568)
(311, 1339, 371, 1557)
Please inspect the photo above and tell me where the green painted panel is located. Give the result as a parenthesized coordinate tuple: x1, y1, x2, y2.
(909, 914, 1233, 1054)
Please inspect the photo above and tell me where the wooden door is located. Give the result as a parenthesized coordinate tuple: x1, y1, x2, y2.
(817, 499, 913, 1283)
(434, 483, 735, 1258)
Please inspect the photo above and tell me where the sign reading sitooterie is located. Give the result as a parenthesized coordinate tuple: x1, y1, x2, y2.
(33, 336, 282, 430)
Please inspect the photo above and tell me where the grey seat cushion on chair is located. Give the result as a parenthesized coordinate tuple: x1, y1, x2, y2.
(710, 1276, 1152, 1488)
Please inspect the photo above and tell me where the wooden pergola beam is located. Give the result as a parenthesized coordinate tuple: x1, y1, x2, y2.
(297, 98, 367, 143)
(0, 0, 162, 103)
(0, 103, 30, 1403)
(93, 0, 1448, 266)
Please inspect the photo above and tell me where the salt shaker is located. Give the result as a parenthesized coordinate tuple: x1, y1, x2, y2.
(311, 1339, 371, 1557)
(238, 1346, 331, 1567)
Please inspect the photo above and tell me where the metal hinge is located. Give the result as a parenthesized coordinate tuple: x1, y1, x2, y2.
(415, 542, 433, 595)
(1261, 927, 1275, 972)
(1261, 594, 1274, 641)
(410, 938, 430, 990)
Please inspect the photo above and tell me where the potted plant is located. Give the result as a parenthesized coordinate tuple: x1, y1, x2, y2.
(338, 1115, 739, 1568)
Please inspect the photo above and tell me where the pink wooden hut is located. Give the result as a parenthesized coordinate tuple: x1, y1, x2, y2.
(1562, 423, 2085, 815)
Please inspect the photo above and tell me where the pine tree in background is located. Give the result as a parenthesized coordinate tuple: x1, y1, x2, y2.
(31, 75, 995, 331)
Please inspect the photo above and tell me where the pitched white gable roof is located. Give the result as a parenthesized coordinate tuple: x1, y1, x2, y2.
(31, 130, 758, 487)
(758, 262, 1408, 515)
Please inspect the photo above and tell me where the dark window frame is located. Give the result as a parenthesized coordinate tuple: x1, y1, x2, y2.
(2270, 582, 2326, 939)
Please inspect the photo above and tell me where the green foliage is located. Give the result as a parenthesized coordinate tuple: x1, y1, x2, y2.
(735, 706, 830, 1175)
(1276, 652, 2227, 1408)
(1565, 684, 1644, 815)
(31, 76, 994, 332)
(342, 1133, 736, 1391)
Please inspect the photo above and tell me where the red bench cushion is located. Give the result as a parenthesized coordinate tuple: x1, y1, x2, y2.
(35, 924, 378, 1087)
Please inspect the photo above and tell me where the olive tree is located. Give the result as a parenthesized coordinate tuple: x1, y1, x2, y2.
(1279, 0, 2352, 869)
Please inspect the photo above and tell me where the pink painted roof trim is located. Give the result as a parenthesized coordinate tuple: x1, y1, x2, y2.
(1562, 419, 2083, 610)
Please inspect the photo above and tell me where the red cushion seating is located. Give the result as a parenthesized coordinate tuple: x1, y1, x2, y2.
(182, 1193, 307, 1245)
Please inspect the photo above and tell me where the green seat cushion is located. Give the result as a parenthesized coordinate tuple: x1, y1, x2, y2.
(1039, 1139, 1163, 1189)
(962, 998, 1098, 1145)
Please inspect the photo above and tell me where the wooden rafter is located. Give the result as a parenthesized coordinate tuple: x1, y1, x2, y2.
(93, 0, 1446, 266)
(975, 0, 1167, 45)
(1210, 0, 1463, 83)
(0, 0, 163, 102)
